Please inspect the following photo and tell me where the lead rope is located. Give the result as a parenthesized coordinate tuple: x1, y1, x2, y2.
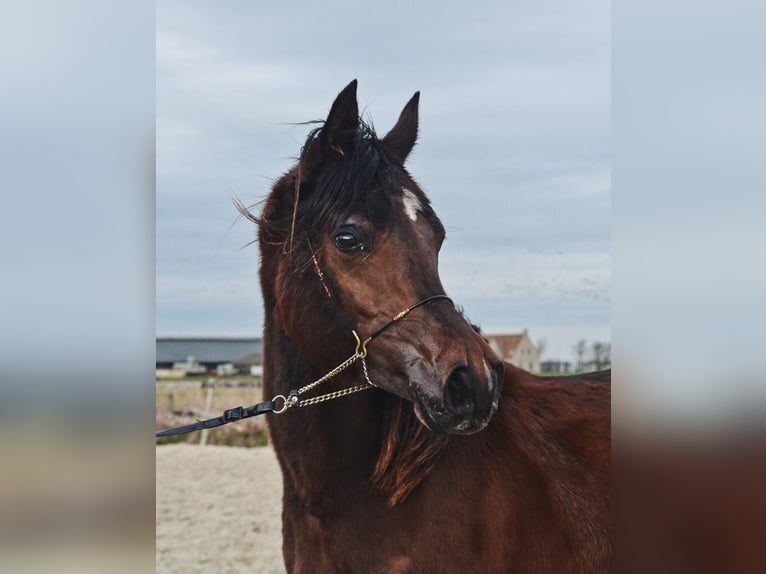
(155, 295, 452, 437)
(271, 330, 375, 413)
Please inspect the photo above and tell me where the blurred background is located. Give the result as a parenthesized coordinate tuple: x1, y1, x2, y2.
(0, 2, 155, 572)
(156, 0, 611, 365)
(1, 0, 765, 572)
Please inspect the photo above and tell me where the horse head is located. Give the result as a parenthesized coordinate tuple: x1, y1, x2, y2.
(258, 80, 503, 435)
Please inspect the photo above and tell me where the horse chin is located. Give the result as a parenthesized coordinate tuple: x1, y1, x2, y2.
(411, 402, 436, 432)
(411, 394, 494, 436)
(442, 414, 494, 436)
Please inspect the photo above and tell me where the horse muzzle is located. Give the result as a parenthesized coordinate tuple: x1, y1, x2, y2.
(412, 360, 504, 435)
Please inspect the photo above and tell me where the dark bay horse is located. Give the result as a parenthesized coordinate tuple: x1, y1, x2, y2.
(242, 80, 610, 573)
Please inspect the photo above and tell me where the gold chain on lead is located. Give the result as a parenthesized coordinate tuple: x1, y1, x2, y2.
(299, 383, 372, 407)
(271, 330, 376, 414)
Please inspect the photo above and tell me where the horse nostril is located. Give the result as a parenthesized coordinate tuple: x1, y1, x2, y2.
(444, 365, 478, 417)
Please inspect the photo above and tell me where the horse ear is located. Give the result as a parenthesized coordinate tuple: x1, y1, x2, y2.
(321, 79, 359, 156)
(381, 91, 419, 165)
(299, 79, 359, 183)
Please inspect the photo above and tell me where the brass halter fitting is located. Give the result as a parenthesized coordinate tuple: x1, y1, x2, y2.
(352, 329, 372, 359)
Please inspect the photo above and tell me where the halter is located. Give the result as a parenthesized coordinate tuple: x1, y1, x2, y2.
(155, 294, 452, 437)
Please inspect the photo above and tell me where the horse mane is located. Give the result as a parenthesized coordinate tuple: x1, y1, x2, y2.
(252, 119, 412, 250)
(371, 394, 451, 507)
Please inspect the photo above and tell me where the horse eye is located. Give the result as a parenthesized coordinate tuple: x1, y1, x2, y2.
(334, 231, 362, 252)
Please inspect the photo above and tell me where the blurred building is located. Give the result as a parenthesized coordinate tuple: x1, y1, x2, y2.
(156, 337, 262, 376)
(486, 330, 540, 373)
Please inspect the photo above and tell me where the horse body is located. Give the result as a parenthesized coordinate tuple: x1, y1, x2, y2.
(251, 81, 610, 573)
(265, 335, 609, 573)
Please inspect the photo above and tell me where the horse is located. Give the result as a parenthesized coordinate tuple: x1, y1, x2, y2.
(240, 80, 611, 573)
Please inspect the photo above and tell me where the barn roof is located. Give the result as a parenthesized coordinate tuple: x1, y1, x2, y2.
(156, 337, 262, 365)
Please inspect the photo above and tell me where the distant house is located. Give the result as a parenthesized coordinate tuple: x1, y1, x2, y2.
(486, 330, 540, 373)
(156, 337, 262, 375)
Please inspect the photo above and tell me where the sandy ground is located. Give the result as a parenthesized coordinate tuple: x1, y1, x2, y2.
(156, 445, 286, 574)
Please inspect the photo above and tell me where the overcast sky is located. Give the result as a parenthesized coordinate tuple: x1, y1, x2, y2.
(156, 0, 610, 361)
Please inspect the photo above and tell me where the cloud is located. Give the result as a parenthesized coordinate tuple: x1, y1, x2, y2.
(441, 249, 610, 302)
(156, 1, 611, 355)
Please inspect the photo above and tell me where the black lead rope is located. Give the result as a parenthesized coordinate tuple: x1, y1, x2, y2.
(155, 401, 276, 438)
(155, 295, 453, 438)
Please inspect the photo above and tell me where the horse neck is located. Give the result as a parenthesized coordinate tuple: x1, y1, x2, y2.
(263, 316, 385, 499)
(496, 368, 611, 558)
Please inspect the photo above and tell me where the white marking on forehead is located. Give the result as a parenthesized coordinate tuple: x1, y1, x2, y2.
(401, 188, 422, 222)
